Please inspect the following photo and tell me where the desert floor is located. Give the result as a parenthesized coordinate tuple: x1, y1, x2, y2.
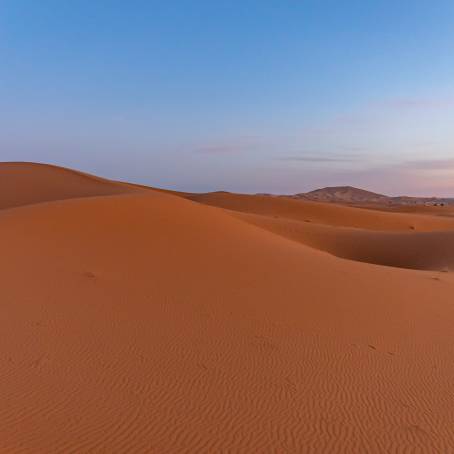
(1, 162, 454, 452)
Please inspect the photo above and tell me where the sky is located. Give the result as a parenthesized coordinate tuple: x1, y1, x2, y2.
(1, 0, 454, 196)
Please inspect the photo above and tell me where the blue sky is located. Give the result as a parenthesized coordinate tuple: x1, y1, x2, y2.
(1, 1, 454, 195)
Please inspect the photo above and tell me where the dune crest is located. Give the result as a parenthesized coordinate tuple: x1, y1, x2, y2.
(0, 162, 141, 210)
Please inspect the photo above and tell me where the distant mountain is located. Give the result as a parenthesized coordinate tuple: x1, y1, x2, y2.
(284, 185, 454, 206)
(297, 186, 388, 203)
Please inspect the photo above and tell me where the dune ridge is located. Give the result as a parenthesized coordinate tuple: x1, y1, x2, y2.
(236, 212, 454, 271)
(0, 161, 142, 210)
(186, 191, 454, 232)
(1, 162, 454, 452)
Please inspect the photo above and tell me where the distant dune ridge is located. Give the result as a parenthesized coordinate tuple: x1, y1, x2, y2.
(1, 162, 454, 452)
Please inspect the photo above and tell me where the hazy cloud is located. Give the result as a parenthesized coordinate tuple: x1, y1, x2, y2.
(277, 153, 360, 163)
(401, 158, 454, 170)
(385, 97, 454, 111)
(193, 145, 242, 154)
(192, 135, 265, 154)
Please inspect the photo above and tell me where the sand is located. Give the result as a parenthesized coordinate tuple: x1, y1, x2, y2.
(0, 162, 140, 210)
(1, 162, 454, 452)
(186, 191, 454, 231)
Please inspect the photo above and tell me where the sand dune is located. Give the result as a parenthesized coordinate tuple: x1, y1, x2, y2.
(363, 203, 454, 217)
(0, 162, 140, 210)
(1, 163, 454, 452)
(237, 212, 454, 271)
(187, 191, 454, 231)
(186, 191, 454, 271)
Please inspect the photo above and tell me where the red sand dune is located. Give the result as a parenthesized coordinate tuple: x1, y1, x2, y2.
(237, 212, 454, 271)
(187, 191, 454, 231)
(0, 161, 140, 210)
(1, 162, 454, 452)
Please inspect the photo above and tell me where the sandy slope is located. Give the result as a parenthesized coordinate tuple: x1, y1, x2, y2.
(0, 162, 140, 209)
(187, 192, 454, 231)
(359, 203, 454, 217)
(1, 163, 454, 452)
(236, 213, 454, 271)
